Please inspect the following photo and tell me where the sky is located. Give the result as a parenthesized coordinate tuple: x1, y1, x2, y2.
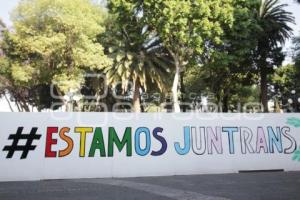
(0, 0, 299, 111)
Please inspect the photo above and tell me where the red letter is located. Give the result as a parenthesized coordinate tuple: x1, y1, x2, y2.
(45, 127, 58, 157)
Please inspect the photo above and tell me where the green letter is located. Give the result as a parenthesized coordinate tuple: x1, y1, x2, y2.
(108, 127, 132, 157)
(89, 128, 106, 157)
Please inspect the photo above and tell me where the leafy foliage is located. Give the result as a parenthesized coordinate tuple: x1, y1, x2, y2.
(101, 3, 171, 92)
(102, 1, 173, 111)
(4, 0, 111, 93)
(142, 0, 234, 112)
(143, 0, 234, 56)
(189, 0, 259, 111)
(0, 0, 298, 112)
(271, 64, 300, 108)
(1, 0, 112, 111)
(254, 0, 294, 112)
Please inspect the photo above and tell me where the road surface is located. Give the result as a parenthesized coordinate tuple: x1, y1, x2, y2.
(0, 172, 299, 200)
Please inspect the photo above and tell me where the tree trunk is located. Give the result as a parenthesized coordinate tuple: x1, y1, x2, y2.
(15, 100, 22, 112)
(105, 86, 115, 112)
(180, 71, 186, 112)
(172, 61, 181, 113)
(4, 92, 14, 112)
(140, 86, 145, 112)
(222, 94, 229, 113)
(132, 78, 141, 112)
(260, 67, 269, 113)
(19, 99, 30, 112)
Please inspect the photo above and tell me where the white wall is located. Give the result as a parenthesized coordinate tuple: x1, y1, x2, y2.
(0, 113, 299, 182)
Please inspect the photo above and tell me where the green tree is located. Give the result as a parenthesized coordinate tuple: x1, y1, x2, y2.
(194, 0, 259, 112)
(0, 19, 15, 111)
(1, 0, 111, 111)
(143, 0, 234, 112)
(102, 1, 171, 112)
(255, 0, 294, 112)
(271, 64, 300, 112)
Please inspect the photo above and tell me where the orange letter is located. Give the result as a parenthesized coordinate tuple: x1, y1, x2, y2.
(59, 127, 73, 157)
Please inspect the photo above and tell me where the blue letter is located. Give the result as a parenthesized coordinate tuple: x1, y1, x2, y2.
(222, 127, 238, 154)
(135, 127, 151, 156)
(174, 127, 191, 155)
(267, 127, 283, 153)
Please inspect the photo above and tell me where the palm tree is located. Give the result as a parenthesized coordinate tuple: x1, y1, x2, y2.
(256, 0, 294, 112)
(101, 15, 171, 112)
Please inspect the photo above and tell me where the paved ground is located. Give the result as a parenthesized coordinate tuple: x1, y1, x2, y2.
(0, 172, 300, 200)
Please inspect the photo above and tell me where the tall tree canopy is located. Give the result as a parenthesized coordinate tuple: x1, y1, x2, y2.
(143, 0, 234, 112)
(271, 64, 300, 112)
(102, 0, 171, 112)
(0, 0, 298, 113)
(195, 0, 259, 112)
(255, 0, 294, 112)
(1, 0, 111, 111)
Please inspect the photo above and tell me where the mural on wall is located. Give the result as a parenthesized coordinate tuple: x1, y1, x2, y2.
(0, 113, 300, 181)
(287, 118, 300, 128)
(1, 120, 299, 159)
(287, 117, 300, 162)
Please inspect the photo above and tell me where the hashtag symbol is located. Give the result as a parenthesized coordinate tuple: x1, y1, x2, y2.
(2, 127, 41, 159)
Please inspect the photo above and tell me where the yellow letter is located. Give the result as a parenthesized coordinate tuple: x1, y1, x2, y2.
(75, 127, 93, 157)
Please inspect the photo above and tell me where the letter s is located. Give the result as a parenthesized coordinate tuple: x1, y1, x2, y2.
(282, 127, 297, 154)
(151, 127, 167, 156)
